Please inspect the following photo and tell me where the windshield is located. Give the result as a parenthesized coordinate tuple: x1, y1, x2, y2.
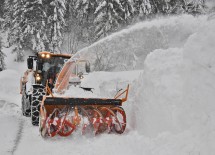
(40, 56, 69, 85)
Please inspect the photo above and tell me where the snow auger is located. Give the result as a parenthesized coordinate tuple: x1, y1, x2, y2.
(39, 84, 129, 137)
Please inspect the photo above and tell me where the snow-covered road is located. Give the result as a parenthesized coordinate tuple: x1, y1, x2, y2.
(0, 100, 22, 155)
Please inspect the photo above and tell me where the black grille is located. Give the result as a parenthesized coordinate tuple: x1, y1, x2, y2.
(44, 97, 122, 106)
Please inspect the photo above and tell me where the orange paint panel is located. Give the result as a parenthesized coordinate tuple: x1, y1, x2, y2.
(55, 61, 75, 93)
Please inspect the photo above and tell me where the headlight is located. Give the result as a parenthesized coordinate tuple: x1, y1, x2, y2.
(40, 53, 51, 59)
(46, 54, 50, 58)
(41, 53, 45, 58)
(36, 74, 41, 81)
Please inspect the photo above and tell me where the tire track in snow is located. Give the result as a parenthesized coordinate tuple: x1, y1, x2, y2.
(0, 99, 19, 114)
(0, 99, 24, 155)
(11, 118, 24, 155)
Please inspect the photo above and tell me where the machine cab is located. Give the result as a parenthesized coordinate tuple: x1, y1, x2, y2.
(35, 52, 71, 86)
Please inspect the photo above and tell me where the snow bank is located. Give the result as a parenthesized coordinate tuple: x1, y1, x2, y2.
(134, 48, 184, 136)
(131, 15, 215, 154)
(78, 15, 207, 71)
(0, 70, 21, 103)
(0, 46, 32, 103)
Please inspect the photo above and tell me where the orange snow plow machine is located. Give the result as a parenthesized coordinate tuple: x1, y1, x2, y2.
(39, 84, 129, 138)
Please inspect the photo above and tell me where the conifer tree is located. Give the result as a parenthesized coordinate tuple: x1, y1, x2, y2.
(2, 0, 209, 56)
(94, 0, 124, 40)
(184, 0, 206, 15)
(63, 0, 81, 53)
(47, 0, 66, 53)
(120, 0, 134, 24)
(23, 0, 48, 52)
(133, 0, 152, 20)
(3, 0, 15, 31)
(6, 0, 48, 54)
(76, 0, 98, 21)
(8, 0, 26, 61)
(149, 0, 170, 14)
(0, 37, 6, 70)
(75, 0, 98, 43)
(0, 0, 5, 18)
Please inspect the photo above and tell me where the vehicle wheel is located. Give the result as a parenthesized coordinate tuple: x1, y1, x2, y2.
(21, 85, 31, 117)
(31, 85, 45, 126)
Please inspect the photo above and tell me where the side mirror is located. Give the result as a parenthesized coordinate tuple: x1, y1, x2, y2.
(27, 57, 33, 69)
(85, 62, 90, 73)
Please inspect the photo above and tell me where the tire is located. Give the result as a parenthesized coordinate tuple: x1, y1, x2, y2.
(31, 85, 45, 126)
(21, 85, 31, 117)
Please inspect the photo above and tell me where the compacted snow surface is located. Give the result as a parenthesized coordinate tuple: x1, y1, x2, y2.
(1, 14, 215, 155)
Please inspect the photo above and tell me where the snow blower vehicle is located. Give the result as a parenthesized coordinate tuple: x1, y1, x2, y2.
(39, 56, 129, 138)
(20, 51, 90, 126)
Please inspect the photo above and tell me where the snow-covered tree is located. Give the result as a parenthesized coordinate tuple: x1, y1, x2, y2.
(133, 0, 152, 20)
(76, 0, 98, 20)
(47, 0, 66, 53)
(63, 0, 80, 53)
(6, 0, 26, 61)
(63, 0, 96, 53)
(12, 47, 25, 62)
(0, 0, 5, 18)
(65, 0, 77, 23)
(184, 0, 207, 15)
(120, 0, 134, 24)
(94, 0, 124, 40)
(3, 0, 16, 31)
(23, 0, 48, 52)
(6, 0, 48, 54)
(0, 37, 6, 70)
(166, 0, 186, 14)
(149, 0, 172, 14)
(75, 0, 98, 43)
(1, 0, 208, 57)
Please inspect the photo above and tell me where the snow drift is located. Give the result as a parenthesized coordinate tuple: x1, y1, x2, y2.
(130, 15, 215, 154)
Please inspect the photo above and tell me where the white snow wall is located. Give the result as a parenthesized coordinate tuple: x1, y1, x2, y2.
(79, 15, 207, 71)
(132, 15, 215, 146)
